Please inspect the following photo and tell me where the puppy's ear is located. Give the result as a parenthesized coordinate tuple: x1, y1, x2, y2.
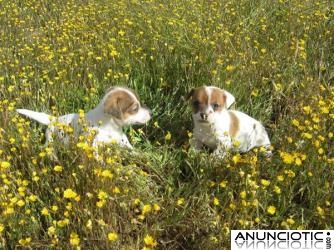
(103, 90, 135, 119)
(223, 90, 236, 108)
(186, 89, 195, 100)
(103, 92, 122, 118)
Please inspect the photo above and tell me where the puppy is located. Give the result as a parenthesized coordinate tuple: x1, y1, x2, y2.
(17, 86, 151, 149)
(187, 86, 271, 157)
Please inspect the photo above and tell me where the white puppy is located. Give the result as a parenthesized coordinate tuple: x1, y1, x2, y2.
(187, 86, 271, 156)
(17, 86, 151, 149)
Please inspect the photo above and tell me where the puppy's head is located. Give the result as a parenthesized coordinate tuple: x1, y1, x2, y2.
(103, 87, 151, 126)
(187, 86, 235, 123)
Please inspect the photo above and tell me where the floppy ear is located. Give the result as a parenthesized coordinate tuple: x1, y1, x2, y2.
(223, 90, 236, 108)
(103, 92, 122, 118)
(186, 89, 195, 101)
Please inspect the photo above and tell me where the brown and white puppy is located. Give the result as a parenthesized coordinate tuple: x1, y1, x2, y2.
(187, 86, 271, 156)
(17, 86, 151, 149)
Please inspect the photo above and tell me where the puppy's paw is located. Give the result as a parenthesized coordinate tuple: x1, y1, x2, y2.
(261, 145, 273, 160)
(189, 138, 203, 151)
(212, 148, 227, 159)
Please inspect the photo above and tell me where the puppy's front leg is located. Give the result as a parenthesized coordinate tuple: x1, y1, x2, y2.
(189, 137, 204, 151)
(212, 135, 233, 159)
(120, 135, 133, 149)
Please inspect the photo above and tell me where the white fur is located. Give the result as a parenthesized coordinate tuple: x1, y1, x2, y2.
(222, 89, 236, 109)
(17, 87, 151, 149)
(192, 110, 271, 153)
(189, 86, 271, 156)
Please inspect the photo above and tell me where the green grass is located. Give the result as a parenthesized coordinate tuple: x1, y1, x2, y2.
(0, 0, 333, 249)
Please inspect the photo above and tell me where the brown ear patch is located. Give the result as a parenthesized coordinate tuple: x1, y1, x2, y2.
(186, 89, 194, 100)
(104, 90, 136, 120)
(188, 87, 208, 113)
(210, 88, 227, 112)
(228, 111, 239, 137)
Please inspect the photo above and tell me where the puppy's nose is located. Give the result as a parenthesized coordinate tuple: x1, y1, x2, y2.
(200, 112, 208, 120)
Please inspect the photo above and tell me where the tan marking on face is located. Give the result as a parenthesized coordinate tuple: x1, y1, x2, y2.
(210, 88, 227, 112)
(228, 111, 240, 137)
(187, 87, 208, 113)
(104, 90, 139, 120)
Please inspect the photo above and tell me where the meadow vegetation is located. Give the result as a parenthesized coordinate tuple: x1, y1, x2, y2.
(0, 0, 333, 249)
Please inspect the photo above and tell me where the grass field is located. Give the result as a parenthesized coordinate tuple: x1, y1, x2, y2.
(0, 0, 333, 249)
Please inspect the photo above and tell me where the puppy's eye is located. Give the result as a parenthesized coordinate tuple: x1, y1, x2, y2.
(212, 103, 220, 110)
(193, 101, 200, 107)
(130, 105, 139, 113)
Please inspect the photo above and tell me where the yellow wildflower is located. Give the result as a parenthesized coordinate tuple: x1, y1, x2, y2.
(0, 161, 10, 169)
(70, 232, 80, 246)
(112, 187, 120, 194)
(48, 226, 56, 236)
(41, 207, 49, 216)
(177, 198, 185, 206)
(17, 200, 25, 207)
(98, 190, 108, 200)
(153, 121, 160, 128)
(277, 175, 284, 182)
(267, 205, 276, 215)
(101, 170, 113, 178)
(232, 154, 241, 164)
(292, 119, 300, 127)
(142, 204, 152, 215)
(280, 152, 294, 164)
(316, 206, 325, 217)
(286, 218, 295, 225)
(53, 165, 63, 172)
(240, 191, 247, 199)
(96, 200, 106, 208)
(19, 237, 31, 246)
(260, 179, 271, 187)
(134, 198, 141, 205)
(144, 234, 157, 247)
(153, 204, 161, 212)
(51, 205, 58, 212)
(57, 219, 69, 227)
(108, 232, 119, 241)
(226, 65, 236, 71)
(165, 131, 171, 141)
(63, 189, 78, 199)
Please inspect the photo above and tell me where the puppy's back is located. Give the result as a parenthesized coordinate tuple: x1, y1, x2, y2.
(229, 110, 270, 151)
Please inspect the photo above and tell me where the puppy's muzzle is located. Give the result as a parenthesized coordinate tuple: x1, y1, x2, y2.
(200, 112, 208, 120)
(147, 108, 153, 116)
(143, 107, 152, 119)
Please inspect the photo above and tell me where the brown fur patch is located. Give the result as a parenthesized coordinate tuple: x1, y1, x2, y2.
(187, 87, 208, 113)
(210, 88, 227, 112)
(228, 111, 239, 137)
(104, 90, 138, 120)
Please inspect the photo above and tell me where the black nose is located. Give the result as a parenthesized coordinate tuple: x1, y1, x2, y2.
(200, 112, 208, 120)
